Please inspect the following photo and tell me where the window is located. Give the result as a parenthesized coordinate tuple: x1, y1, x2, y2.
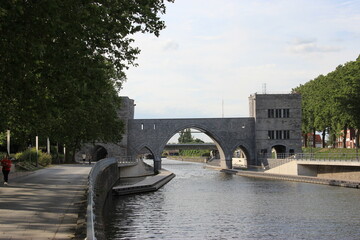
(283, 130, 290, 139)
(268, 108, 290, 118)
(268, 109, 274, 118)
(275, 109, 281, 118)
(268, 130, 290, 140)
(141, 123, 144, 130)
(283, 109, 290, 118)
(268, 130, 275, 139)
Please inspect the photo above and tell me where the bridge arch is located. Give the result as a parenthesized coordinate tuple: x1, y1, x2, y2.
(135, 145, 157, 158)
(271, 144, 287, 158)
(158, 124, 228, 163)
(230, 143, 252, 168)
(127, 118, 256, 171)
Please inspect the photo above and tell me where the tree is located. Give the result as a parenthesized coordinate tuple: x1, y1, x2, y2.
(294, 55, 360, 149)
(0, 0, 174, 159)
(178, 129, 194, 143)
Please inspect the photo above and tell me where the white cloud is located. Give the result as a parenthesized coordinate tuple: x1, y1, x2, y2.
(121, 0, 360, 119)
(287, 38, 341, 53)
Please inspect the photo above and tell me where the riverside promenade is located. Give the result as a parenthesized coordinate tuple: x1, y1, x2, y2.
(0, 164, 92, 240)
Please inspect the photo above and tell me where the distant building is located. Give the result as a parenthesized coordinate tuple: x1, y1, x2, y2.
(337, 128, 357, 148)
(302, 133, 322, 148)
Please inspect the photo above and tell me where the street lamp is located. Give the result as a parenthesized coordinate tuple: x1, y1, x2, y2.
(36, 136, 39, 167)
(6, 130, 10, 154)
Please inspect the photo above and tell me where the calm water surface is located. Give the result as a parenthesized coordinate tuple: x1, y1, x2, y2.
(105, 159, 360, 240)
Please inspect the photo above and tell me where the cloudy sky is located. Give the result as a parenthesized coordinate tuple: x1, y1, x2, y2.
(121, 0, 360, 119)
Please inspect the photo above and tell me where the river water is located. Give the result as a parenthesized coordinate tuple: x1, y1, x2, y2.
(105, 159, 360, 240)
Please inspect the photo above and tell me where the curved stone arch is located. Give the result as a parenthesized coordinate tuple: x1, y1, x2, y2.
(158, 123, 228, 161)
(229, 141, 253, 161)
(134, 144, 158, 159)
(90, 144, 108, 161)
(133, 144, 161, 171)
(271, 144, 287, 158)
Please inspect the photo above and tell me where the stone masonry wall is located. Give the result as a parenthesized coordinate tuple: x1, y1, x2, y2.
(93, 163, 119, 240)
(250, 93, 302, 156)
(317, 165, 360, 181)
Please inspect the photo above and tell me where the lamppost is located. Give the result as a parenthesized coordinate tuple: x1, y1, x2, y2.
(35, 136, 39, 167)
(6, 130, 10, 154)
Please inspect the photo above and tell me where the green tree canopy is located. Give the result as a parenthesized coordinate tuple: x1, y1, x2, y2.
(293, 55, 360, 148)
(0, 0, 174, 159)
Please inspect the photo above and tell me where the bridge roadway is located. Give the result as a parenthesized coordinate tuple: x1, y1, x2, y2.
(0, 164, 91, 240)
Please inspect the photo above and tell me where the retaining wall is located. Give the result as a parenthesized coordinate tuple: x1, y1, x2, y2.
(316, 165, 360, 181)
(87, 158, 119, 240)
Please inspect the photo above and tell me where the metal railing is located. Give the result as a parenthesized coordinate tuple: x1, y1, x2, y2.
(116, 156, 139, 164)
(260, 153, 360, 169)
(86, 157, 117, 240)
(266, 158, 294, 169)
(294, 153, 360, 162)
(260, 152, 360, 161)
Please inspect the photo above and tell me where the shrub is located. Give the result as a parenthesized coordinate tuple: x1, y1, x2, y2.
(38, 153, 52, 166)
(15, 148, 52, 167)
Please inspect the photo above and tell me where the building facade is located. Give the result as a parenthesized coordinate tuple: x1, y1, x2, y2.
(249, 93, 302, 158)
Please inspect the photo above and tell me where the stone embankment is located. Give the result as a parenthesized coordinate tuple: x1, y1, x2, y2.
(113, 170, 175, 195)
(87, 158, 175, 240)
(220, 168, 360, 189)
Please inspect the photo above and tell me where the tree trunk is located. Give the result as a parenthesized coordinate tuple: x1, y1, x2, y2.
(322, 129, 326, 148)
(304, 133, 308, 148)
(356, 129, 359, 149)
(343, 124, 347, 148)
(332, 132, 336, 148)
(312, 128, 316, 148)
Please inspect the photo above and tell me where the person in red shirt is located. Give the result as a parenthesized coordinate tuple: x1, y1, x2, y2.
(1, 153, 12, 185)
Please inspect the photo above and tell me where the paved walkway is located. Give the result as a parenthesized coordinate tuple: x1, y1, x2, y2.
(0, 164, 92, 240)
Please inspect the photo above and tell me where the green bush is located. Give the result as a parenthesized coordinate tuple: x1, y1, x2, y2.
(15, 148, 52, 167)
(179, 149, 211, 157)
(39, 153, 52, 166)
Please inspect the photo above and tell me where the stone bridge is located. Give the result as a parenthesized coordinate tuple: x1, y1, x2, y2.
(77, 94, 302, 172)
(127, 118, 256, 170)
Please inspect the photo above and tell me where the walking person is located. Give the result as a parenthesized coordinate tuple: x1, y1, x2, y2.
(82, 153, 86, 164)
(1, 153, 12, 186)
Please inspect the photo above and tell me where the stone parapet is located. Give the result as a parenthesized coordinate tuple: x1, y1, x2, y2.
(87, 158, 119, 240)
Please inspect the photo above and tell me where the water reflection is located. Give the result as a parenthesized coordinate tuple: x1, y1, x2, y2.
(105, 159, 360, 240)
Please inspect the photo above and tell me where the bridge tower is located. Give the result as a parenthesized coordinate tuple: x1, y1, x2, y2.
(249, 93, 302, 164)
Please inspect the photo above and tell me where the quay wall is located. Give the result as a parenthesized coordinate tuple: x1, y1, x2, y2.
(88, 160, 151, 240)
(266, 160, 360, 182)
(220, 169, 360, 189)
(87, 158, 119, 240)
(313, 165, 360, 181)
(87, 159, 174, 240)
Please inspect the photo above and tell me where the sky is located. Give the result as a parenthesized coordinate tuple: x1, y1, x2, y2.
(121, 0, 360, 120)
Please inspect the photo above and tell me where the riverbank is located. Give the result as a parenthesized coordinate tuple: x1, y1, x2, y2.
(214, 167, 360, 189)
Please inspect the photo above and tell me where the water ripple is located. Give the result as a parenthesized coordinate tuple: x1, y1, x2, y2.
(105, 159, 360, 240)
